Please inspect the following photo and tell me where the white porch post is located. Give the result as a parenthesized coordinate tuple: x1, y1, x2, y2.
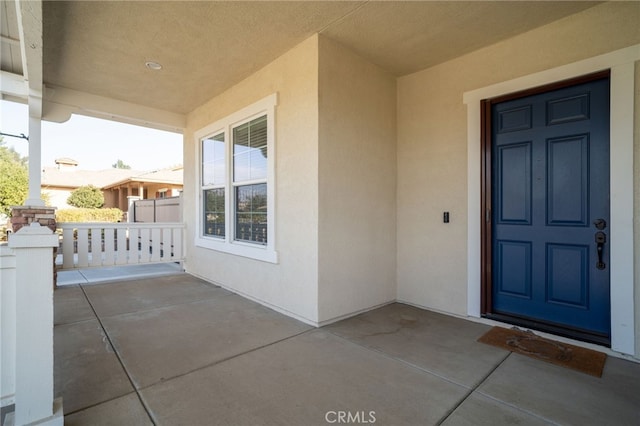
(25, 107, 44, 206)
(6, 224, 63, 426)
(16, 0, 44, 206)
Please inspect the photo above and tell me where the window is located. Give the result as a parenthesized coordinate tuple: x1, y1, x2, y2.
(233, 116, 268, 244)
(202, 133, 226, 238)
(195, 94, 277, 263)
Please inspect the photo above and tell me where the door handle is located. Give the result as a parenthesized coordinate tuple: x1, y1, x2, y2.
(593, 218, 607, 230)
(595, 231, 606, 270)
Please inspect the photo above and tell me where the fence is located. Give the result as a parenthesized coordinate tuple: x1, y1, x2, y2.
(57, 222, 185, 269)
(132, 196, 181, 222)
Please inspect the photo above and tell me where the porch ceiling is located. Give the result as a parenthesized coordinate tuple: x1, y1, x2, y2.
(5, 1, 601, 125)
(0, 0, 22, 76)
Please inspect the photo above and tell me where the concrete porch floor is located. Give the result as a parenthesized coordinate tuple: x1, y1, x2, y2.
(54, 273, 640, 425)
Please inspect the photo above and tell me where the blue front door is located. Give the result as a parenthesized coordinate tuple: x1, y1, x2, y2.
(491, 76, 610, 341)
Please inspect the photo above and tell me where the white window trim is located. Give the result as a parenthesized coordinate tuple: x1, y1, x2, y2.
(195, 93, 278, 263)
(464, 44, 639, 355)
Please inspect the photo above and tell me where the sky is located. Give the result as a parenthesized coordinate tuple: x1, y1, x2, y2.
(0, 100, 183, 171)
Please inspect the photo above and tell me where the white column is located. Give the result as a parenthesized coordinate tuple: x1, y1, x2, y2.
(24, 97, 44, 206)
(7, 223, 63, 426)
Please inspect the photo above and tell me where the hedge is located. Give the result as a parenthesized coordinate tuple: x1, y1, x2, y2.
(56, 208, 124, 223)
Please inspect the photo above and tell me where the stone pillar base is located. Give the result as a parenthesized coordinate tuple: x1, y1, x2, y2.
(10, 206, 58, 288)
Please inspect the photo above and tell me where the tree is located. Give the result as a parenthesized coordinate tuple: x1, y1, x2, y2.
(0, 138, 28, 216)
(112, 159, 131, 169)
(67, 185, 104, 208)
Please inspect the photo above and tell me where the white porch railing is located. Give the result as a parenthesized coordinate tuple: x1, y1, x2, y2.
(57, 222, 185, 269)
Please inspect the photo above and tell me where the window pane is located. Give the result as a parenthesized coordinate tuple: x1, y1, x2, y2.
(233, 116, 267, 182)
(203, 188, 225, 238)
(202, 133, 225, 186)
(235, 183, 267, 244)
(232, 150, 268, 182)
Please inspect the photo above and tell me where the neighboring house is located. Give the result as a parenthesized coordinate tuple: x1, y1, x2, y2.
(102, 166, 183, 212)
(3, 1, 640, 361)
(41, 158, 183, 211)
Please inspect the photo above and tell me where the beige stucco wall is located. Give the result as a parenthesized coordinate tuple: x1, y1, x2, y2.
(635, 61, 640, 358)
(397, 0, 640, 328)
(181, 2, 638, 352)
(183, 34, 397, 325)
(184, 36, 320, 323)
(317, 36, 397, 323)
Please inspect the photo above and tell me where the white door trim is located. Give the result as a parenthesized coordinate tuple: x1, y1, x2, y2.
(464, 44, 640, 355)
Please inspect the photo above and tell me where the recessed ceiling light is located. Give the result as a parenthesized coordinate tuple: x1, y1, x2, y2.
(145, 61, 163, 71)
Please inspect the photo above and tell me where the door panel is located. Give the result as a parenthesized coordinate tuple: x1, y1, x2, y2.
(490, 76, 610, 340)
(496, 142, 531, 224)
(547, 135, 588, 226)
(496, 240, 532, 298)
(546, 243, 588, 308)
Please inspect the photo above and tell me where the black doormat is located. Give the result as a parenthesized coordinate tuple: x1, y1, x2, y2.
(478, 326, 607, 377)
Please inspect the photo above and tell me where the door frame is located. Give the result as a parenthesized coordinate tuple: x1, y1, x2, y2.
(463, 44, 639, 355)
(480, 70, 611, 345)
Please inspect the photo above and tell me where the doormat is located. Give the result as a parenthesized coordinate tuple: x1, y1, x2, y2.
(478, 326, 607, 377)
